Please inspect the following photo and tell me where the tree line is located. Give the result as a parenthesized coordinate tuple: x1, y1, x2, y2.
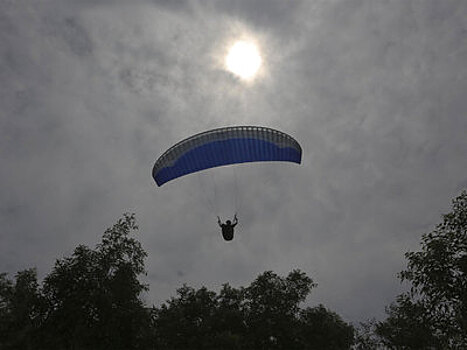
(1, 190, 466, 349)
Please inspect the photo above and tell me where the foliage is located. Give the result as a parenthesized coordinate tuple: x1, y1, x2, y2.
(376, 190, 467, 348)
(298, 305, 355, 349)
(353, 319, 381, 350)
(243, 270, 316, 349)
(0, 269, 42, 350)
(0, 213, 355, 350)
(0, 213, 151, 350)
(152, 270, 355, 349)
(42, 213, 150, 350)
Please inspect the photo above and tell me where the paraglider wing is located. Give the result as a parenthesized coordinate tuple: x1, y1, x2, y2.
(152, 126, 302, 186)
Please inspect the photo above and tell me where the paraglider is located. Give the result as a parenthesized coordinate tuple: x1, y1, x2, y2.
(152, 125, 302, 240)
(217, 214, 238, 241)
(152, 126, 302, 186)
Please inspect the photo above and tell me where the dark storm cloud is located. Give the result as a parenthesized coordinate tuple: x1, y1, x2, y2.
(1, 0, 466, 323)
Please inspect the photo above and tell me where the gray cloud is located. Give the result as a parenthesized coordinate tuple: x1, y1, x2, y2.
(1, 0, 466, 323)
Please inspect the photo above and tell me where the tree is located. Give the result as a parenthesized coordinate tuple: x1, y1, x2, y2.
(298, 305, 355, 349)
(153, 285, 219, 349)
(40, 213, 151, 350)
(353, 319, 381, 350)
(376, 190, 467, 348)
(1, 213, 356, 349)
(213, 283, 247, 348)
(243, 270, 316, 349)
(152, 270, 355, 350)
(0, 269, 43, 350)
(0, 214, 151, 350)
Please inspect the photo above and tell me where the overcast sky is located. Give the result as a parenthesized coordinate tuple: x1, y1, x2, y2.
(1, 0, 466, 323)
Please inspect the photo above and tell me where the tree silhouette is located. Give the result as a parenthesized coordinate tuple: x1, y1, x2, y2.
(299, 305, 355, 349)
(376, 190, 467, 348)
(41, 213, 151, 350)
(152, 270, 354, 349)
(0, 269, 42, 349)
(0, 213, 151, 350)
(1, 213, 355, 349)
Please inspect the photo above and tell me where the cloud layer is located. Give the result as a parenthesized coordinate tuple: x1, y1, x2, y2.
(1, 0, 466, 322)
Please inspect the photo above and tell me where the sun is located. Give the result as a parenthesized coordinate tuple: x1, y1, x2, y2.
(225, 40, 262, 81)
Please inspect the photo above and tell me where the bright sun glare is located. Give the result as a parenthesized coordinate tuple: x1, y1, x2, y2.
(225, 41, 262, 81)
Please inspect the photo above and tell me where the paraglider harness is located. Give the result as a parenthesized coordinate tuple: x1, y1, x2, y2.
(217, 214, 238, 241)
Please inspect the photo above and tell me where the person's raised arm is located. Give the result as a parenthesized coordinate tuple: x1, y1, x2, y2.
(233, 213, 238, 225)
(217, 216, 222, 226)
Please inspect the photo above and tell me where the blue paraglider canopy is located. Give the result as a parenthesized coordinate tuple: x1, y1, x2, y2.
(152, 126, 302, 186)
